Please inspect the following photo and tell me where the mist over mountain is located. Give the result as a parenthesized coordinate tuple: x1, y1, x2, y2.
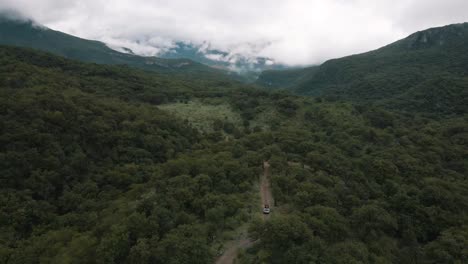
(0, 12, 287, 80)
(8, 0, 468, 66)
(257, 22, 468, 115)
(0, 14, 231, 78)
(113, 41, 288, 74)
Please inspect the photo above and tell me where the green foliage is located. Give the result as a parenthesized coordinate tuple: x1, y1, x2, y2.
(422, 225, 468, 263)
(243, 100, 468, 263)
(255, 66, 318, 89)
(158, 101, 243, 133)
(0, 46, 261, 263)
(258, 23, 468, 116)
(1, 45, 467, 264)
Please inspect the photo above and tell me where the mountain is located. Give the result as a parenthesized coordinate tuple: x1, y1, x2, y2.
(255, 66, 318, 89)
(157, 42, 287, 74)
(0, 14, 286, 81)
(0, 15, 228, 78)
(257, 23, 468, 115)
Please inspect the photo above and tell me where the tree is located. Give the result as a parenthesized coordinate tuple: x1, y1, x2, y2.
(422, 226, 468, 264)
(155, 225, 212, 264)
(128, 239, 151, 264)
(95, 225, 130, 264)
(351, 204, 397, 241)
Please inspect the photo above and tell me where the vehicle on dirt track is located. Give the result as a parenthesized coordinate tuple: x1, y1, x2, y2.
(263, 204, 270, 214)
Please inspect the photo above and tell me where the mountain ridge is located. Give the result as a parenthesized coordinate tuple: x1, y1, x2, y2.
(256, 22, 468, 115)
(0, 13, 285, 79)
(156, 41, 288, 73)
(0, 15, 232, 78)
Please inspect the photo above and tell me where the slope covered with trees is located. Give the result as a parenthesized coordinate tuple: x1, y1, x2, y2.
(255, 66, 317, 90)
(0, 14, 229, 79)
(257, 23, 468, 116)
(0, 46, 262, 263)
(0, 45, 467, 264)
(242, 101, 468, 263)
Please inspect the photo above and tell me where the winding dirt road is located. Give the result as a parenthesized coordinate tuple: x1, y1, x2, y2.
(215, 161, 273, 264)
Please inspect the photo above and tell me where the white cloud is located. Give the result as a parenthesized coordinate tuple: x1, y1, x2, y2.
(204, 53, 228, 62)
(1, 0, 467, 65)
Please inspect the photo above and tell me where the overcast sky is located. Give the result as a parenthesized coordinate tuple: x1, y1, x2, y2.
(1, 0, 468, 65)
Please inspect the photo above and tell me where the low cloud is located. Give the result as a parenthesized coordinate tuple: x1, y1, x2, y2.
(1, 0, 467, 66)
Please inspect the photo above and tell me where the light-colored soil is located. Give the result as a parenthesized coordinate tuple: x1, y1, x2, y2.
(215, 238, 254, 264)
(287, 161, 311, 169)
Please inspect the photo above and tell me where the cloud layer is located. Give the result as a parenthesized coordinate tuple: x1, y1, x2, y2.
(1, 0, 468, 65)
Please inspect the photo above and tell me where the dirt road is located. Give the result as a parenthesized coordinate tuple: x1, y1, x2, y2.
(215, 238, 254, 264)
(261, 161, 273, 220)
(215, 161, 273, 264)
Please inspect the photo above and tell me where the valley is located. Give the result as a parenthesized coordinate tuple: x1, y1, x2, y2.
(0, 10, 467, 264)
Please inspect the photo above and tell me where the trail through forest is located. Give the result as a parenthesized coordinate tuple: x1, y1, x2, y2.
(215, 161, 272, 264)
(261, 161, 273, 220)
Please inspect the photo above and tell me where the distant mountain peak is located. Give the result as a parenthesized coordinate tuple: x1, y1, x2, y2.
(257, 21, 468, 115)
(155, 41, 286, 74)
(402, 22, 468, 49)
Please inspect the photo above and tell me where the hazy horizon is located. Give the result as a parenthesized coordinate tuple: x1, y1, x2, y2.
(1, 0, 468, 66)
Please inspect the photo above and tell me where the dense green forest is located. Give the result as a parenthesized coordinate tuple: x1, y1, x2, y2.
(241, 103, 468, 263)
(1, 43, 467, 264)
(0, 45, 265, 263)
(255, 67, 317, 90)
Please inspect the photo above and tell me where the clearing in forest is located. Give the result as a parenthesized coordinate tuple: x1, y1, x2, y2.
(158, 101, 242, 132)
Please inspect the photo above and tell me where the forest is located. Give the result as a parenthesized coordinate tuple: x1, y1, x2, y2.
(0, 45, 467, 264)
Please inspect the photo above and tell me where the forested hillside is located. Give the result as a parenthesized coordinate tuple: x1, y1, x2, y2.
(0, 45, 266, 263)
(1, 45, 467, 264)
(257, 23, 468, 116)
(255, 66, 317, 90)
(0, 15, 228, 79)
